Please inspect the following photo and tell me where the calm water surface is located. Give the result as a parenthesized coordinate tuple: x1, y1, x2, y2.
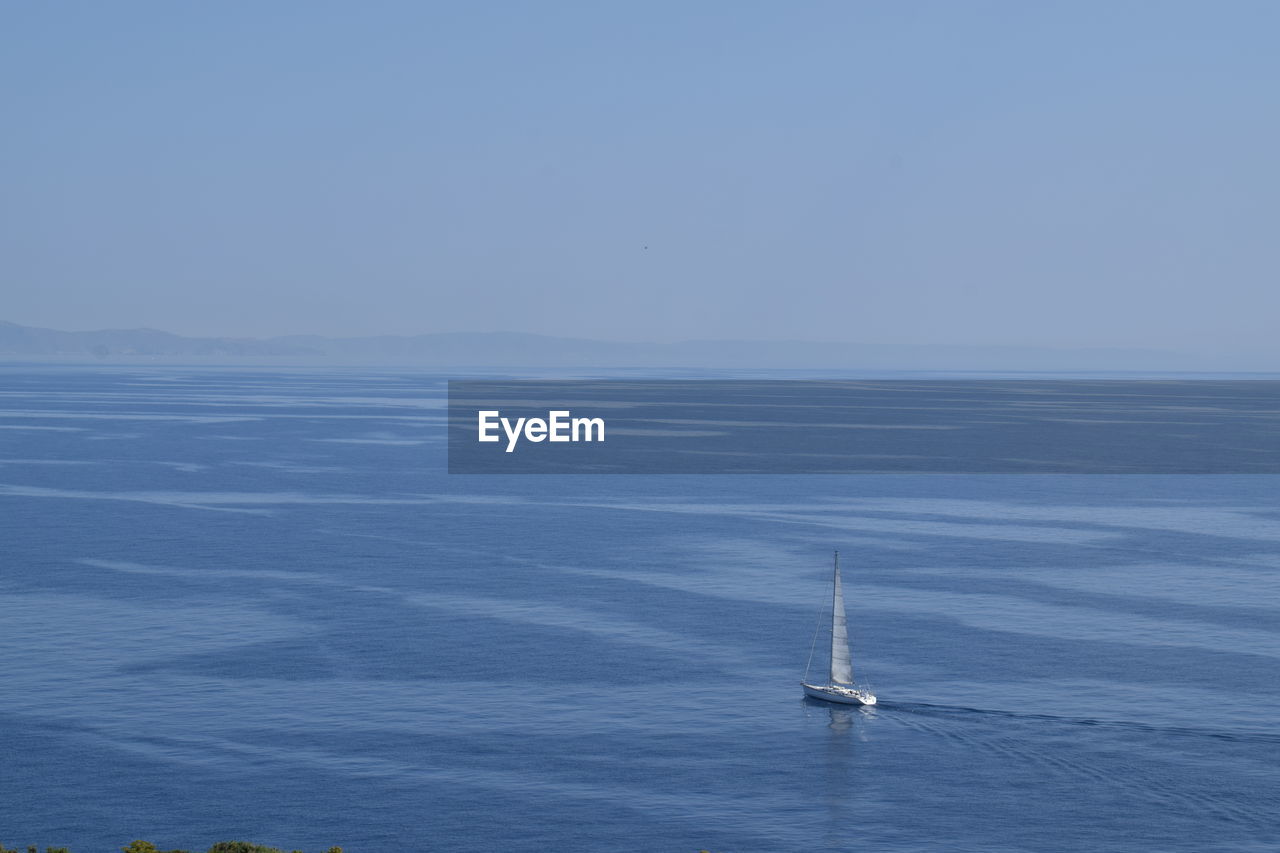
(1, 367, 1278, 852)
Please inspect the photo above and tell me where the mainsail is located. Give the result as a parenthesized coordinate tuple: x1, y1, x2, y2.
(829, 551, 854, 685)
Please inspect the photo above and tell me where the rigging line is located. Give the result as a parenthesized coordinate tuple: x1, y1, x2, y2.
(803, 583, 827, 682)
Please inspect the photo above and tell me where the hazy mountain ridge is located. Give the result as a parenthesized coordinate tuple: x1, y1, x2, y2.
(0, 320, 1211, 370)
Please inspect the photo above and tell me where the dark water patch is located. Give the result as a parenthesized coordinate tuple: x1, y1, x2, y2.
(118, 638, 342, 681)
(874, 570, 1280, 635)
(109, 605, 734, 685)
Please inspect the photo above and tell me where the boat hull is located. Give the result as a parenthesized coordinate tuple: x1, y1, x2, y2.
(803, 682, 877, 706)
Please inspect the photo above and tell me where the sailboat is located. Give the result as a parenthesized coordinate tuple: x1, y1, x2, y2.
(802, 550, 877, 706)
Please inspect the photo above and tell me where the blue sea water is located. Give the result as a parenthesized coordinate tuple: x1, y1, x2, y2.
(1, 366, 1278, 852)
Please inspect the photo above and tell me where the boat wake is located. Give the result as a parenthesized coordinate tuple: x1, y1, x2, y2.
(876, 700, 1280, 746)
(874, 700, 1276, 828)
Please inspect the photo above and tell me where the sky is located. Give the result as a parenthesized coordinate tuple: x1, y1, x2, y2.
(2, 1, 1278, 350)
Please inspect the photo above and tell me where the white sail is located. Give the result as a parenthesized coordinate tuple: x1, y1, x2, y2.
(829, 551, 854, 685)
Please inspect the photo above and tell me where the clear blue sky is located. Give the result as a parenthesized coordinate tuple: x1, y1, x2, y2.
(3, 1, 1277, 349)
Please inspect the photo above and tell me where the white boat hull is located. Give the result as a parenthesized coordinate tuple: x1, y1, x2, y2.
(803, 682, 877, 706)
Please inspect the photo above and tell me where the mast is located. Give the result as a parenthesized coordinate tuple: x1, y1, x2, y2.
(830, 550, 854, 685)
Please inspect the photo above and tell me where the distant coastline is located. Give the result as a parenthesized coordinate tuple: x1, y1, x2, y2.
(0, 320, 1240, 371)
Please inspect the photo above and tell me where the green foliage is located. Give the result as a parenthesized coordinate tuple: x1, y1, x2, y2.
(121, 843, 190, 853)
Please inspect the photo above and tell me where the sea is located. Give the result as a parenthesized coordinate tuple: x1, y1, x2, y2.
(1, 366, 1278, 853)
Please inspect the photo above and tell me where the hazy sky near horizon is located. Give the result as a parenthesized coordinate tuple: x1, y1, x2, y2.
(3, 1, 1278, 349)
